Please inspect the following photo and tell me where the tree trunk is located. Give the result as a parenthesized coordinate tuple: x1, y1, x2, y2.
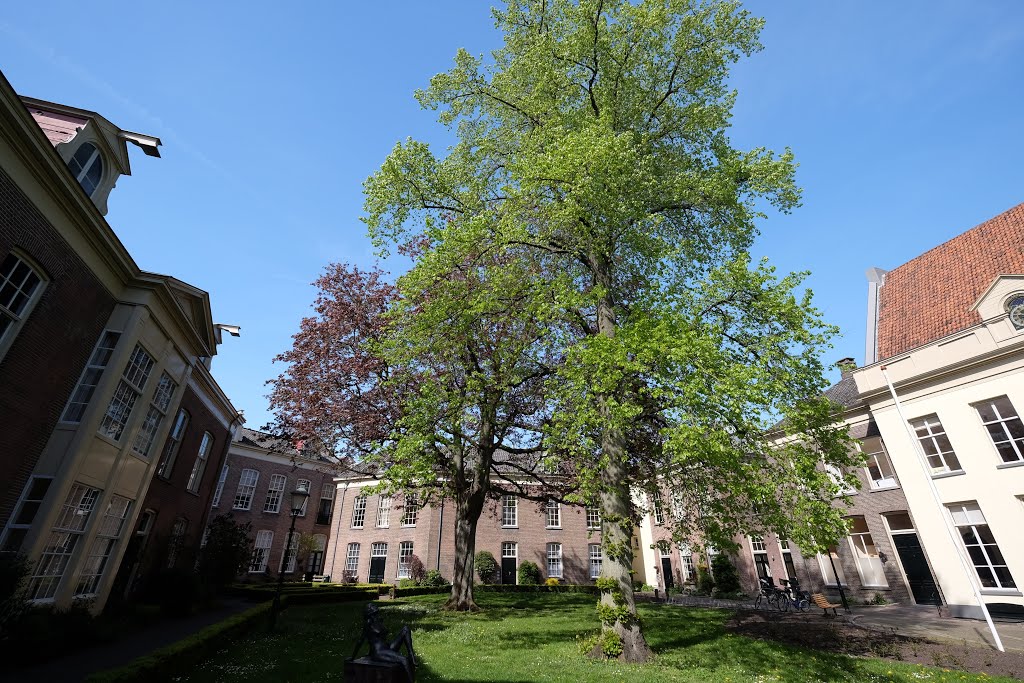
(445, 504, 482, 611)
(591, 252, 652, 663)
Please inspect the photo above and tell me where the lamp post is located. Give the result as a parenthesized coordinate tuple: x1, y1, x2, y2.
(270, 482, 310, 631)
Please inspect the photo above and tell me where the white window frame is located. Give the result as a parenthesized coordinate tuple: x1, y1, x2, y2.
(586, 506, 601, 530)
(817, 546, 847, 587)
(376, 496, 391, 528)
(296, 479, 311, 516)
(975, 396, 1024, 465)
(211, 464, 229, 508)
(402, 495, 418, 527)
(250, 530, 273, 573)
(502, 495, 517, 528)
(28, 483, 101, 601)
(345, 542, 361, 576)
(67, 142, 104, 197)
(750, 536, 771, 578)
(166, 517, 188, 568)
(860, 436, 898, 489)
(76, 495, 132, 596)
(398, 541, 414, 579)
(502, 541, 517, 559)
(185, 432, 213, 493)
(589, 544, 602, 579)
(910, 414, 962, 475)
(0, 251, 46, 361)
(156, 409, 189, 478)
(317, 482, 335, 524)
(0, 476, 53, 553)
(98, 344, 155, 442)
(651, 491, 665, 525)
(264, 474, 287, 514)
(132, 372, 177, 458)
(947, 502, 1017, 590)
(545, 500, 561, 529)
(847, 517, 889, 588)
(352, 496, 367, 528)
(283, 534, 300, 573)
(546, 542, 563, 578)
(60, 330, 121, 423)
(233, 469, 259, 510)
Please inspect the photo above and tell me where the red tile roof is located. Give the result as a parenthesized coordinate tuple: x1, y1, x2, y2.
(877, 203, 1024, 360)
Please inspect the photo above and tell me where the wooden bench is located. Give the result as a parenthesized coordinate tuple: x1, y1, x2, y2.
(811, 593, 842, 616)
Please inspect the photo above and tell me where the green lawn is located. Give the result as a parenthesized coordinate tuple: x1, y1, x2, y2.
(182, 593, 1013, 682)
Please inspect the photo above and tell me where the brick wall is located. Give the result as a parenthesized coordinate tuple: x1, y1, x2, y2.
(0, 167, 115, 526)
(218, 448, 336, 582)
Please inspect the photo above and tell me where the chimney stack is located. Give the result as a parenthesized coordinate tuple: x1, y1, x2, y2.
(836, 357, 857, 378)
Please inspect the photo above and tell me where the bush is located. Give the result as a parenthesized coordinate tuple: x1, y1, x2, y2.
(474, 551, 498, 584)
(0, 553, 30, 640)
(695, 565, 714, 595)
(196, 514, 253, 590)
(545, 577, 560, 586)
(710, 555, 741, 594)
(477, 583, 599, 594)
(406, 554, 426, 583)
(517, 561, 542, 585)
(422, 570, 448, 587)
(397, 578, 418, 589)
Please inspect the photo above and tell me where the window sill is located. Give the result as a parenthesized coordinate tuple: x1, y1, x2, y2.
(931, 470, 966, 480)
(502, 525, 518, 529)
(981, 588, 1023, 597)
(861, 584, 891, 590)
(868, 485, 901, 493)
(352, 526, 365, 530)
(265, 510, 281, 515)
(184, 489, 200, 497)
(401, 525, 417, 529)
(995, 460, 1024, 470)
(233, 506, 252, 512)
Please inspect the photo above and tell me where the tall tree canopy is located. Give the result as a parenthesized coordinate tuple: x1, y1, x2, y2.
(364, 0, 857, 661)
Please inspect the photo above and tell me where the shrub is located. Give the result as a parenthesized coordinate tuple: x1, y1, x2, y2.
(196, 514, 253, 590)
(474, 551, 498, 584)
(639, 583, 655, 592)
(695, 565, 714, 595)
(710, 555, 741, 594)
(0, 553, 30, 640)
(545, 577, 560, 586)
(397, 578, 418, 589)
(517, 561, 542, 585)
(422, 570, 448, 587)
(407, 554, 426, 583)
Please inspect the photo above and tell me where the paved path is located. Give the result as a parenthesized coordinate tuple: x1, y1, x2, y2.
(847, 604, 1024, 653)
(1, 597, 255, 683)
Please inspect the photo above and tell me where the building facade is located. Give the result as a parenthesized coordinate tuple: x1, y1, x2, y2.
(219, 428, 337, 581)
(0, 70, 240, 613)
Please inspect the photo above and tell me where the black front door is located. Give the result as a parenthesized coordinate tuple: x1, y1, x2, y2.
(892, 533, 941, 605)
(502, 557, 517, 584)
(661, 557, 674, 589)
(369, 556, 387, 583)
(309, 550, 324, 576)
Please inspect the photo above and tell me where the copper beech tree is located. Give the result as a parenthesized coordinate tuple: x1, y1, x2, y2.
(267, 255, 573, 611)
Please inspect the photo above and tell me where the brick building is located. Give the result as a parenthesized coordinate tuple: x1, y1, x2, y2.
(323, 476, 604, 586)
(0, 69, 241, 613)
(217, 428, 337, 581)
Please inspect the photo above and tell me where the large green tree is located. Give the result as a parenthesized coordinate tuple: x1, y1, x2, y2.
(365, 0, 857, 660)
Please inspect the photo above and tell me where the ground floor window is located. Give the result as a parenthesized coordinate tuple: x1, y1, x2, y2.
(75, 494, 132, 596)
(750, 536, 771, 579)
(779, 539, 797, 580)
(848, 516, 888, 587)
(346, 542, 361, 578)
(28, 483, 101, 600)
(546, 543, 562, 578)
(948, 502, 1016, 589)
(283, 533, 300, 573)
(678, 544, 694, 581)
(251, 530, 273, 573)
(817, 546, 847, 586)
(398, 541, 414, 578)
(589, 544, 602, 579)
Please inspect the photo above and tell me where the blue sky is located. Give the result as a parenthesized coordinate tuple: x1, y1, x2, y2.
(2, 2, 1022, 429)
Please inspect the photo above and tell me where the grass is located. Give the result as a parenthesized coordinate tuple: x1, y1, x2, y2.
(181, 593, 1016, 682)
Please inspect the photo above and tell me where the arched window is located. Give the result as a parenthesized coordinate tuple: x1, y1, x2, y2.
(68, 142, 104, 197)
(1005, 292, 1024, 330)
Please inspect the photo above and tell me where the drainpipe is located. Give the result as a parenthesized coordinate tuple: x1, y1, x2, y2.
(880, 366, 1004, 652)
(329, 482, 348, 580)
(436, 499, 445, 571)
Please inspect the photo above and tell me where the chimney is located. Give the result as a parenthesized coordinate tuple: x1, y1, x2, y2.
(836, 357, 857, 378)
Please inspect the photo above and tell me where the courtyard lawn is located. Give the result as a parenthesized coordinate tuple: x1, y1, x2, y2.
(181, 593, 1015, 682)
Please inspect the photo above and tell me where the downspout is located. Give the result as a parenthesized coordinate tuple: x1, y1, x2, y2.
(436, 499, 445, 571)
(329, 482, 349, 581)
(880, 366, 1004, 652)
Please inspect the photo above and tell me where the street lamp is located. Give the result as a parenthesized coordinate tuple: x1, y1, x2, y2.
(270, 481, 310, 631)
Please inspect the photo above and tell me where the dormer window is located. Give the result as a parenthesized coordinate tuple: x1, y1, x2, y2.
(1006, 293, 1024, 330)
(67, 142, 103, 197)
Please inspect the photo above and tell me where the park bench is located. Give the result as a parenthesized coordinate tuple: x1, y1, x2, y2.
(811, 593, 842, 616)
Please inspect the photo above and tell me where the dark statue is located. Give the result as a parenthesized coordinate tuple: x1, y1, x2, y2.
(347, 602, 417, 682)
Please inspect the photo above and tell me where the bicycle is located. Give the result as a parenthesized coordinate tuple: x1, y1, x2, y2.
(753, 577, 785, 611)
(777, 578, 811, 612)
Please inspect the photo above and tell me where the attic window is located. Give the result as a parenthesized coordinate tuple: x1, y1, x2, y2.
(68, 142, 103, 198)
(1006, 293, 1024, 330)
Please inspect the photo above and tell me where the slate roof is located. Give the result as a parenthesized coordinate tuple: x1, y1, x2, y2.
(876, 203, 1024, 360)
(822, 374, 860, 409)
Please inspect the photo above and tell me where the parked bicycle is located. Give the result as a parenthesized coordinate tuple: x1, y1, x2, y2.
(778, 578, 811, 612)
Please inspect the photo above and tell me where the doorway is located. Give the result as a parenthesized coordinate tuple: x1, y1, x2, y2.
(886, 513, 941, 605)
(501, 542, 517, 584)
(369, 542, 388, 583)
(660, 549, 675, 589)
